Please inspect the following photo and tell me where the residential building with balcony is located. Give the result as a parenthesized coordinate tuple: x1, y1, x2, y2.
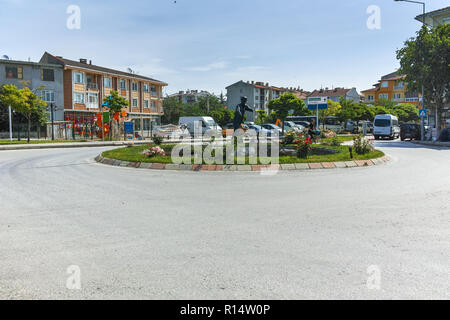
(39, 52, 167, 129)
(0, 57, 64, 121)
(361, 71, 420, 106)
(168, 89, 211, 104)
(226, 80, 309, 121)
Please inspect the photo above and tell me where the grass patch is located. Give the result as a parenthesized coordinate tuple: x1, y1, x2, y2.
(0, 139, 88, 145)
(320, 135, 356, 144)
(102, 144, 384, 165)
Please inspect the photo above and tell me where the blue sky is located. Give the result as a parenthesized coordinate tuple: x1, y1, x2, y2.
(0, 0, 448, 96)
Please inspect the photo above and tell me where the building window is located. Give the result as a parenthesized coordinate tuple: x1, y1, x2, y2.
(151, 85, 157, 97)
(41, 90, 55, 103)
(120, 79, 127, 90)
(379, 94, 388, 100)
(381, 81, 389, 88)
(87, 93, 98, 108)
(143, 84, 149, 92)
(144, 100, 149, 108)
(73, 72, 84, 84)
(5, 66, 23, 79)
(255, 96, 259, 100)
(151, 101, 157, 110)
(131, 82, 138, 91)
(104, 77, 112, 88)
(74, 92, 85, 104)
(368, 95, 374, 101)
(394, 81, 404, 90)
(41, 69, 54, 81)
(393, 93, 402, 100)
(132, 98, 138, 107)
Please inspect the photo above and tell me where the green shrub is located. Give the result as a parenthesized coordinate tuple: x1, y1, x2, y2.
(353, 135, 372, 155)
(283, 130, 297, 145)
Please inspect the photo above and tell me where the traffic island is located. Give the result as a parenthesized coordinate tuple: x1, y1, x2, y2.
(95, 144, 388, 172)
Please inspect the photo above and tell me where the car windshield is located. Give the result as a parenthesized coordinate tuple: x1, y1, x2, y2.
(204, 119, 216, 126)
(374, 119, 391, 127)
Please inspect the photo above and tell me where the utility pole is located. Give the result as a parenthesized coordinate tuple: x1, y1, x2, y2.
(50, 103, 55, 141)
(8, 106, 13, 141)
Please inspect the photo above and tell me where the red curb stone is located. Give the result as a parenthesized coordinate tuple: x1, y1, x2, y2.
(192, 164, 201, 171)
(355, 160, 373, 167)
(151, 163, 166, 170)
(382, 156, 389, 162)
(200, 165, 216, 171)
(252, 165, 264, 171)
(309, 163, 323, 169)
(267, 164, 280, 170)
(215, 165, 223, 171)
(321, 162, 336, 169)
(370, 159, 377, 166)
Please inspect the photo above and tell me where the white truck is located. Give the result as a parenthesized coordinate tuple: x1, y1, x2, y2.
(178, 116, 222, 136)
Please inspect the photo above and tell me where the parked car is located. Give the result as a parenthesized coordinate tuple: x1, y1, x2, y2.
(373, 114, 400, 140)
(247, 124, 271, 136)
(400, 123, 421, 141)
(345, 121, 359, 133)
(178, 116, 222, 136)
(262, 124, 282, 136)
(321, 117, 344, 133)
(284, 121, 304, 132)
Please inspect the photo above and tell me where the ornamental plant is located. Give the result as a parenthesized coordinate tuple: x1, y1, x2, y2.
(143, 146, 166, 158)
(283, 130, 297, 145)
(152, 134, 163, 145)
(294, 133, 313, 158)
(353, 135, 372, 155)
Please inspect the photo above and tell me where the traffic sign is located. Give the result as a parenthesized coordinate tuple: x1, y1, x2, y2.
(419, 109, 427, 117)
(124, 122, 134, 133)
(307, 96, 328, 110)
(308, 104, 328, 110)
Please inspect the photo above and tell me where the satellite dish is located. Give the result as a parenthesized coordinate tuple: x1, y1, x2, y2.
(127, 67, 134, 74)
(1, 55, 10, 60)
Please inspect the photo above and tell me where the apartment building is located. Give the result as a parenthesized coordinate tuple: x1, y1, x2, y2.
(0, 57, 64, 120)
(226, 80, 309, 121)
(168, 90, 211, 104)
(308, 87, 360, 103)
(361, 71, 420, 106)
(39, 52, 167, 128)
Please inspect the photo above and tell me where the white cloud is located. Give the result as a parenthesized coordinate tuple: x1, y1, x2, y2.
(185, 61, 228, 72)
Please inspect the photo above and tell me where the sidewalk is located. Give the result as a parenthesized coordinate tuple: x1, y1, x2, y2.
(411, 140, 450, 147)
(0, 140, 153, 151)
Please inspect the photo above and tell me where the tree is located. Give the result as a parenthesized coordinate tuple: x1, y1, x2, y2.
(318, 100, 341, 129)
(0, 84, 47, 142)
(162, 96, 183, 124)
(337, 98, 363, 122)
(103, 90, 129, 140)
(268, 92, 309, 134)
(103, 90, 129, 117)
(209, 108, 234, 127)
(389, 103, 419, 123)
(397, 24, 450, 134)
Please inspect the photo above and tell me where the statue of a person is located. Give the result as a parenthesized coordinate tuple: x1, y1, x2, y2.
(233, 96, 253, 131)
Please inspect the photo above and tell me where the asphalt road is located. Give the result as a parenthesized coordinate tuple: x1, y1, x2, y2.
(1, 140, 449, 299)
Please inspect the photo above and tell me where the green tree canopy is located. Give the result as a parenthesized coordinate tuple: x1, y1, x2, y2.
(103, 90, 129, 117)
(397, 24, 450, 131)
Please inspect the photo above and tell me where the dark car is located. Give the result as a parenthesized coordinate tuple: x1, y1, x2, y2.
(400, 123, 421, 141)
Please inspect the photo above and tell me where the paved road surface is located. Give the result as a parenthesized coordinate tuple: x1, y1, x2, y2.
(0, 140, 449, 299)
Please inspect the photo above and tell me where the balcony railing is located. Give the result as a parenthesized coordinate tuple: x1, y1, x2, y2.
(87, 83, 98, 90)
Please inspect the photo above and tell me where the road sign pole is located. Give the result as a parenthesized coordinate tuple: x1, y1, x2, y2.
(316, 105, 319, 130)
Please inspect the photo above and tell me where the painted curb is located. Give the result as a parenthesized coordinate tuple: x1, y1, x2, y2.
(95, 155, 390, 172)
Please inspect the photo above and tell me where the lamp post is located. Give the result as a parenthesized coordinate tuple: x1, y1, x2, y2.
(47, 102, 55, 141)
(394, 0, 426, 140)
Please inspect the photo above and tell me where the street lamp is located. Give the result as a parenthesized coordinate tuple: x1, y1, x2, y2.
(394, 0, 426, 141)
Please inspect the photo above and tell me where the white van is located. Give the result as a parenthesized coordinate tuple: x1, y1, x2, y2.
(178, 116, 222, 136)
(373, 114, 400, 140)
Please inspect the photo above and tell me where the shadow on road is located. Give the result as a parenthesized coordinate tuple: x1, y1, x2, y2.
(372, 140, 450, 151)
